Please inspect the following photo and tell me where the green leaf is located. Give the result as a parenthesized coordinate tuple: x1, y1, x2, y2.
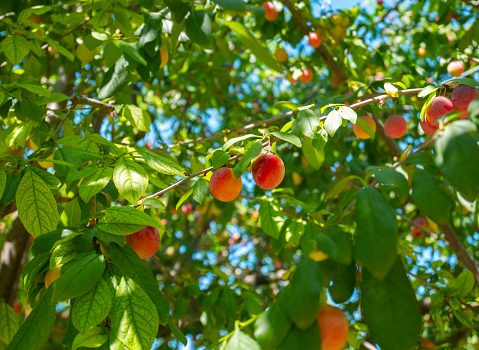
(301, 137, 324, 170)
(16, 169, 59, 237)
(109, 276, 160, 350)
(224, 21, 282, 72)
(60, 198, 83, 227)
(109, 244, 169, 324)
(136, 148, 185, 176)
(192, 178, 208, 204)
(222, 134, 261, 150)
(225, 329, 261, 350)
(292, 110, 321, 138)
(12, 83, 52, 97)
(116, 40, 147, 66)
(321, 226, 352, 265)
(454, 270, 475, 298)
(113, 158, 148, 204)
(45, 38, 75, 61)
(277, 324, 321, 350)
(97, 206, 161, 235)
(1, 35, 30, 65)
(326, 262, 356, 304)
(285, 219, 305, 247)
(167, 320, 187, 346)
(213, 0, 245, 12)
(435, 120, 479, 201)
(98, 56, 130, 100)
(52, 253, 105, 302)
(72, 279, 112, 331)
(411, 169, 453, 224)
(185, 11, 212, 47)
(283, 259, 322, 329)
(6, 289, 56, 350)
(361, 260, 422, 350)
(79, 167, 113, 203)
(271, 131, 302, 148)
(417, 85, 438, 98)
(337, 106, 357, 123)
(211, 150, 230, 169)
(367, 166, 409, 203)
(324, 109, 342, 136)
(123, 105, 151, 132)
(254, 304, 291, 349)
(259, 201, 279, 239)
(0, 301, 19, 344)
(234, 140, 263, 174)
(176, 188, 194, 210)
(0, 170, 6, 200)
(354, 187, 397, 279)
(72, 327, 107, 350)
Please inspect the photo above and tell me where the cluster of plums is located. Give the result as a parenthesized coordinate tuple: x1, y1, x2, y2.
(352, 83, 478, 140)
(210, 153, 285, 202)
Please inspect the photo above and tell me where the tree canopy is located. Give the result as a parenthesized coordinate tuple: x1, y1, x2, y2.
(0, 0, 479, 349)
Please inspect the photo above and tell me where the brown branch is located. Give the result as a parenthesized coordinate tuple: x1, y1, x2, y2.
(281, 0, 347, 82)
(136, 88, 423, 203)
(0, 217, 30, 304)
(71, 95, 116, 113)
(439, 223, 479, 284)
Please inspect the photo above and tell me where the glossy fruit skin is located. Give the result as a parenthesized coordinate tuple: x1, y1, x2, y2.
(308, 32, 322, 48)
(252, 154, 285, 190)
(317, 305, 349, 350)
(420, 118, 439, 135)
(411, 217, 429, 237)
(209, 167, 242, 202)
(384, 115, 407, 139)
(353, 116, 376, 139)
(451, 84, 479, 111)
(299, 68, 313, 83)
(447, 60, 464, 77)
(274, 47, 288, 63)
(126, 226, 160, 260)
(428, 96, 453, 121)
(45, 267, 61, 288)
(262, 2, 278, 21)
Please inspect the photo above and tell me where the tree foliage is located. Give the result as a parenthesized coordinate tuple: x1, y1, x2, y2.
(0, 0, 479, 349)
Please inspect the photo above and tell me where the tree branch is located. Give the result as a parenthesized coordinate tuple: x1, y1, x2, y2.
(281, 0, 347, 82)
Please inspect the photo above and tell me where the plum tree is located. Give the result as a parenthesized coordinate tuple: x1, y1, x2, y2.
(451, 84, 479, 111)
(308, 32, 322, 48)
(384, 115, 407, 139)
(262, 2, 278, 21)
(126, 226, 161, 259)
(411, 217, 428, 237)
(252, 154, 285, 190)
(317, 305, 349, 350)
(447, 60, 464, 77)
(353, 115, 377, 139)
(209, 167, 242, 202)
(428, 96, 453, 121)
(420, 118, 439, 135)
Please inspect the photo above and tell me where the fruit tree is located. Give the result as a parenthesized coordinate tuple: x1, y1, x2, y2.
(0, 0, 479, 349)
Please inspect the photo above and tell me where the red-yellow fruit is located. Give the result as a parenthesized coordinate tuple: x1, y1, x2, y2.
(209, 167, 242, 202)
(181, 203, 193, 215)
(274, 47, 288, 63)
(308, 32, 322, 48)
(299, 68, 313, 83)
(428, 96, 453, 121)
(126, 226, 160, 260)
(417, 47, 426, 57)
(262, 2, 278, 21)
(451, 84, 479, 111)
(411, 217, 428, 237)
(353, 116, 376, 139)
(252, 154, 285, 190)
(447, 60, 464, 77)
(45, 267, 61, 288)
(384, 115, 407, 139)
(317, 305, 349, 350)
(420, 118, 439, 135)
